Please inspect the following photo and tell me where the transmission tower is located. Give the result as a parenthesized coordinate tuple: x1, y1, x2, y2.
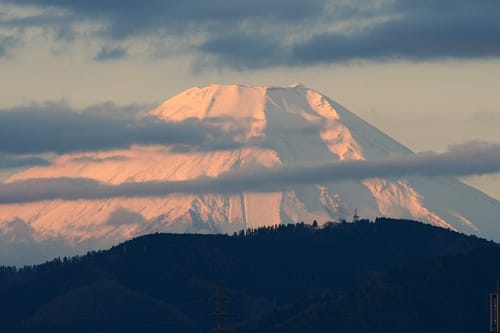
(211, 283, 229, 333)
(491, 275, 500, 333)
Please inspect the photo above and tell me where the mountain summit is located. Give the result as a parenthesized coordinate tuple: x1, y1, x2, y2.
(1, 83, 499, 263)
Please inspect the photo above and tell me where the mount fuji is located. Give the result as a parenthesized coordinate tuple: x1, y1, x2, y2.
(1, 83, 499, 263)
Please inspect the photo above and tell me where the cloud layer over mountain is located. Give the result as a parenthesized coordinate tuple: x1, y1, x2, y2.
(0, 102, 247, 155)
(1, 142, 499, 204)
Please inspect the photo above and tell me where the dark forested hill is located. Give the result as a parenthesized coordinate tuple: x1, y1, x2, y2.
(0, 218, 498, 333)
(236, 246, 500, 333)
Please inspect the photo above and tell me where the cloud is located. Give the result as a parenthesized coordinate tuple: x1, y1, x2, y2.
(0, 154, 50, 169)
(198, 32, 284, 69)
(0, 218, 35, 242)
(0, 102, 246, 154)
(0, 217, 120, 265)
(106, 208, 145, 226)
(69, 156, 129, 163)
(4, 0, 499, 68)
(0, 40, 6, 57)
(1, 142, 499, 204)
(290, 1, 500, 65)
(94, 46, 127, 61)
(0, 35, 16, 57)
(199, 0, 500, 68)
(470, 111, 500, 126)
(0, 218, 65, 265)
(2, 0, 327, 39)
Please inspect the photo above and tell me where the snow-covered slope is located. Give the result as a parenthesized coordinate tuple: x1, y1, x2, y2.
(1, 83, 499, 263)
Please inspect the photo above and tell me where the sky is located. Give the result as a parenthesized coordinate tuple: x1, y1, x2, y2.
(0, 0, 499, 200)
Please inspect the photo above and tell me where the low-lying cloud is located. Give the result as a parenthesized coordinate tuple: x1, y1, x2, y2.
(106, 208, 145, 226)
(0, 217, 126, 266)
(0, 154, 50, 170)
(0, 102, 247, 154)
(1, 142, 499, 204)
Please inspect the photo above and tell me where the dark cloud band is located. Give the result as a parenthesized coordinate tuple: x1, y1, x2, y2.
(0, 102, 246, 154)
(0, 154, 50, 169)
(2, 0, 499, 67)
(1, 142, 499, 204)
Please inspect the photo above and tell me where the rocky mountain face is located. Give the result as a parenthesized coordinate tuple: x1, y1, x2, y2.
(1, 83, 499, 264)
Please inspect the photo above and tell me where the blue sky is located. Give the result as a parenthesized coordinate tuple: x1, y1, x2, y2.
(0, 0, 499, 199)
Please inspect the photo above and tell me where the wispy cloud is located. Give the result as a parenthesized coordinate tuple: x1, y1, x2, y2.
(0, 34, 16, 57)
(0, 38, 7, 57)
(69, 155, 129, 164)
(94, 46, 127, 61)
(1, 142, 499, 204)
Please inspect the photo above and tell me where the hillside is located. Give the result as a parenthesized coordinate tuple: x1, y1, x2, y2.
(0, 218, 497, 333)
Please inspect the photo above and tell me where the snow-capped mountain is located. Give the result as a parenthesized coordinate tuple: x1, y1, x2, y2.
(1, 83, 499, 263)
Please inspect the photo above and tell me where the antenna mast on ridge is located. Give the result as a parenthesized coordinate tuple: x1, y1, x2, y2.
(353, 209, 360, 222)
